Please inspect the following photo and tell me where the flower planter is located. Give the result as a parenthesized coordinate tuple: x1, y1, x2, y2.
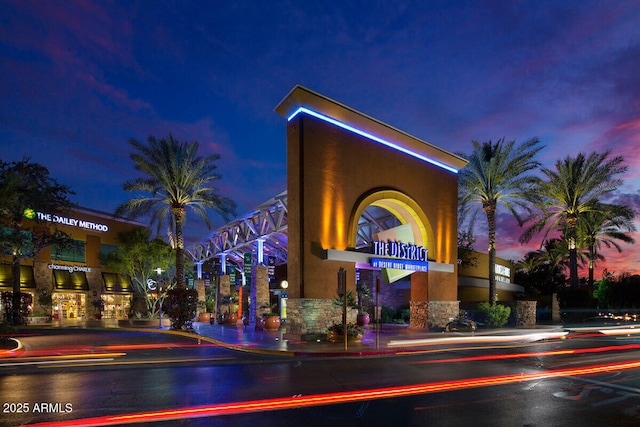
(263, 315, 281, 330)
(198, 313, 212, 323)
(27, 316, 51, 325)
(326, 330, 363, 343)
(356, 313, 370, 327)
(221, 313, 238, 325)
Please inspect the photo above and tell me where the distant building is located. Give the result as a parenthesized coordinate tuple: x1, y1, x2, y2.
(0, 207, 146, 322)
(458, 251, 524, 302)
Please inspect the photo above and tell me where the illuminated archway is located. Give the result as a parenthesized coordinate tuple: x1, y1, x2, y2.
(348, 189, 434, 257)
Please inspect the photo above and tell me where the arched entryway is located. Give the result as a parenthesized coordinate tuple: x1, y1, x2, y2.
(349, 189, 434, 252)
(349, 189, 436, 328)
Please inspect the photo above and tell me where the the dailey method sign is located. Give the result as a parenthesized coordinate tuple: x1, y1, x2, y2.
(24, 209, 109, 232)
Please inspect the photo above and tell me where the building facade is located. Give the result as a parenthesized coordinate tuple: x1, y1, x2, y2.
(275, 86, 468, 335)
(0, 207, 146, 322)
(186, 86, 541, 333)
(458, 251, 523, 302)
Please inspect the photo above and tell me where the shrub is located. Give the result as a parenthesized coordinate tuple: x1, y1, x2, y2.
(476, 302, 511, 328)
(380, 306, 395, 323)
(395, 308, 410, 323)
(326, 322, 362, 338)
(0, 321, 16, 343)
(1, 291, 31, 325)
(379, 306, 411, 324)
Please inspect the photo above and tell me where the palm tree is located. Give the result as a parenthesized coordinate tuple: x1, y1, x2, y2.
(578, 203, 636, 290)
(515, 252, 543, 276)
(520, 151, 628, 288)
(458, 137, 544, 305)
(116, 135, 236, 288)
(515, 238, 571, 297)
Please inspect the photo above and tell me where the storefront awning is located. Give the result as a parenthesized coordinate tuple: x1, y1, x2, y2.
(53, 270, 89, 291)
(0, 263, 36, 289)
(102, 272, 133, 293)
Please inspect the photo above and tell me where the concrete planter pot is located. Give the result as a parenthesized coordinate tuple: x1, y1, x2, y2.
(263, 315, 281, 330)
(356, 313, 370, 327)
(197, 313, 212, 323)
(221, 313, 238, 325)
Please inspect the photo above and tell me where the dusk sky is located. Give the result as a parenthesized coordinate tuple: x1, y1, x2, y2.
(2, 1, 639, 278)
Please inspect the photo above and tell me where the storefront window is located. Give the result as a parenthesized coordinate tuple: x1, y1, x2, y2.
(52, 293, 86, 320)
(101, 294, 131, 319)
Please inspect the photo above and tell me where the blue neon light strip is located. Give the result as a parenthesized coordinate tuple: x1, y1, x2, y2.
(287, 107, 459, 174)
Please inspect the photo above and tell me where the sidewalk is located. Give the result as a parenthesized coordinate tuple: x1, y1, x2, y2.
(3, 320, 568, 358)
(190, 322, 568, 357)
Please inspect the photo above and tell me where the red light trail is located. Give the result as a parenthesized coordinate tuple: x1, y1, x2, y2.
(19, 358, 640, 427)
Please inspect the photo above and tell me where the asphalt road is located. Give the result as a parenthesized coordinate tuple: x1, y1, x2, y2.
(3, 328, 640, 426)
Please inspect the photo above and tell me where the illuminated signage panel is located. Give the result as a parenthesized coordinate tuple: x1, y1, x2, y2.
(24, 210, 109, 232)
(371, 258, 429, 272)
(48, 263, 92, 273)
(495, 264, 511, 283)
(372, 240, 428, 262)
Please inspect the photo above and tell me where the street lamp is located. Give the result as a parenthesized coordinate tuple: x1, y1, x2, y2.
(147, 268, 165, 329)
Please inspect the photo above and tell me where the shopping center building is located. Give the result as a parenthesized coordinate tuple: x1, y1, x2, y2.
(0, 207, 146, 322)
(1, 86, 529, 330)
(186, 86, 532, 337)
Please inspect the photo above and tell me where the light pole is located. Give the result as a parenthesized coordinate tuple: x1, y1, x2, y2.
(147, 267, 165, 329)
(155, 268, 165, 329)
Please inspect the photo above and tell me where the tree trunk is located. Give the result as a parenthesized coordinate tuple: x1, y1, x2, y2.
(567, 218, 579, 289)
(484, 201, 497, 306)
(11, 255, 24, 326)
(173, 207, 186, 289)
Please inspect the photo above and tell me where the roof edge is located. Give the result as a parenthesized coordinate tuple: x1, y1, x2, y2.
(275, 85, 468, 172)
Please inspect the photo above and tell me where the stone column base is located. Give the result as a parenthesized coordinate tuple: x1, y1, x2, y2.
(283, 298, 356, 340)
(428, 300, 460, 329)
(410, 300, 428, 329)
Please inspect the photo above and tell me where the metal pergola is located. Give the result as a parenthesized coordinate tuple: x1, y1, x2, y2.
(186, 190, 399, 271)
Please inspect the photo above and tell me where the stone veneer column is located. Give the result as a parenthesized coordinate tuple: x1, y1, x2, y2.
(427, 300, 460, 329)
(514, 300, 537, 326)
(86, 268, 103, 319)
(195, 279, 205, 302)
(552, 293, 561, 323)
(218, 275, 230, 316)
(251, 265, 270, 326)
(409, 300, 428, 329)
(283, 298, 357, 340)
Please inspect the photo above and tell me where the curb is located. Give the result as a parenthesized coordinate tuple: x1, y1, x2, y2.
(123, 327, 412, 358)
(118, 326, 298, 357)
(0, 338, 23, 355)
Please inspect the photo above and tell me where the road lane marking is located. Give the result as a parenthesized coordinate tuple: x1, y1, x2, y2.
(1, 358, 117, 367)
(38, 356, 235, 368)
